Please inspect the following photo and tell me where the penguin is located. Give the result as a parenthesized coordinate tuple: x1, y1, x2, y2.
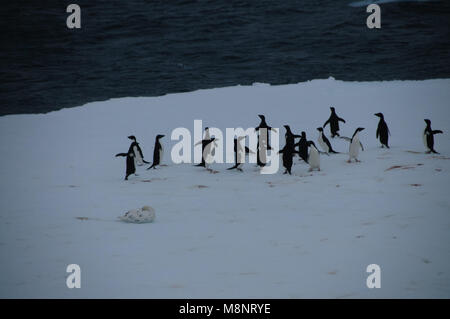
(195, 138, 217, 169)
(295, 131, 309, 162)
(284, 125, 301, 148)
(227, 136, 254, 172)
(347, 127, 365, 163)
(323, 107, 346, 138)
(256, 139, 268, 167)
(374, 113, 390, 148)
(115, 150, 136, 180)
(127, 135, 150, 165)
(278, 144, 297, 175)
(147, 134, 165, 169)
(255, 114, 276, 150)
(203, 127, 216, 157)
(307, 141, 320, 172)
(316, 127, 338, 154)
(423, 119, 443, 154)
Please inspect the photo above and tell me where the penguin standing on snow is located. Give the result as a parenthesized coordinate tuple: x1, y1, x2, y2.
(278, 126, 300, 175)
(115, 150, 136, 180)
(307, 141, 320, 172)
(127, 135, 149, 165)
(195, 138, 217, 169)
(255, 114, 276, 150)
(295, 131, 309, 162)
(323, 107, 346, 138)
(278, 144, 297, 175)
(147, 134, 165, 169)
(347, 127, 365, 163)
(316, 127, 338, 154)
(423, 119, 443, 154)
(374, 113, 390, 148)
(227, 136, 254, 172)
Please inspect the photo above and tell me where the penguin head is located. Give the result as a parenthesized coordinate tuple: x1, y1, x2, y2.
(316, 127, 323, 132)
(330, 107, 335, 112)
(258, 114, 266, 121)
(156, 134, 165, 139)
(284, 125, 290, 131)
(374, 112, 384, 119)
(356, 127, 365, 132)
(128, 135, 136, 141)
(204, 127, 209, 131)
(301, 131, 306, 138)
(424, 119, 431, 126)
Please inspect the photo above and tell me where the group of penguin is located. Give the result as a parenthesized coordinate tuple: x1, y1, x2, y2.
(115, 107, 444, 179)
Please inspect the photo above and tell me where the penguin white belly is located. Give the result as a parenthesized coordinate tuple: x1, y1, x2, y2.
(317, 135, 328, 153)
(133, 146, 144, 165)
(309, 148, 320, 170)
(423, 131, 429, 151)
(349, 136, 360, 160)
(159, 144, 164, 164)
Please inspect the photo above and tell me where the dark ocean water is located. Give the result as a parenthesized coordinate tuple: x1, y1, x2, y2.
(1, 0, 450, 116)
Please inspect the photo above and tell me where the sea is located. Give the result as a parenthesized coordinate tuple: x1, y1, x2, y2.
(1, 0, 449, 115)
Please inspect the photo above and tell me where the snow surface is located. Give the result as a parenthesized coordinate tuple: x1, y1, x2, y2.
(0, 77, 449, 298)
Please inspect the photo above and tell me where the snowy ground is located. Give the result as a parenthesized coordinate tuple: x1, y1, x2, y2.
(1, 78, 449, 298)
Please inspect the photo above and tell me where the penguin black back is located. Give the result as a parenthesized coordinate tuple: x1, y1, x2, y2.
(147, 134, 165, 169)
(375, 113, 390, 148)
(323, 107, 346, 138)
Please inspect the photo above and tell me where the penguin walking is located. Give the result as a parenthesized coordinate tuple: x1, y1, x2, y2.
(227, 136, 254, 172)
(423, 119, 443, 154)
(255, 114, 277, 150)
(147, 135, 165, 169)
(316, 127, 338, 154)
(278, 144, 297, 175)
(295, 131, 309, 162)
(307, 141, 320, 172)
(195, 138, 217, 170)
(374, 113, 390, 148)
(323, 107, 346, 138)
(347, 127, 365, 163)
(127, 135, 150, 165)
(115, 150, 136, 180)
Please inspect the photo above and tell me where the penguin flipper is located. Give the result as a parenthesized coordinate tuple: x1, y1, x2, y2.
(433, 130, 443, 135)
(360, 142, 365, 151)
(142, 159, 150, 164)
(115, 153, 127, 157)
(146, 164, 155, 170)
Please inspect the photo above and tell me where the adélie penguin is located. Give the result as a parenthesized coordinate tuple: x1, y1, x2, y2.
(195, 138, 217, 170)
(115, 149, 136, 180)
(127, 135, 150, 165)
(347, 127, 365, 163)
(323, 107, 346, 138)
(147, 134, 165, 169)
(255, 114, 277, 150)
(374, 113, 390, 148)
(307, 141, 320, 172)
(278, 143, 297, 175)
(295, 131, 309, 162)
(423, 119, 443, 154)
(316, 127, 338, 154)
(227, 136, 254, 172)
